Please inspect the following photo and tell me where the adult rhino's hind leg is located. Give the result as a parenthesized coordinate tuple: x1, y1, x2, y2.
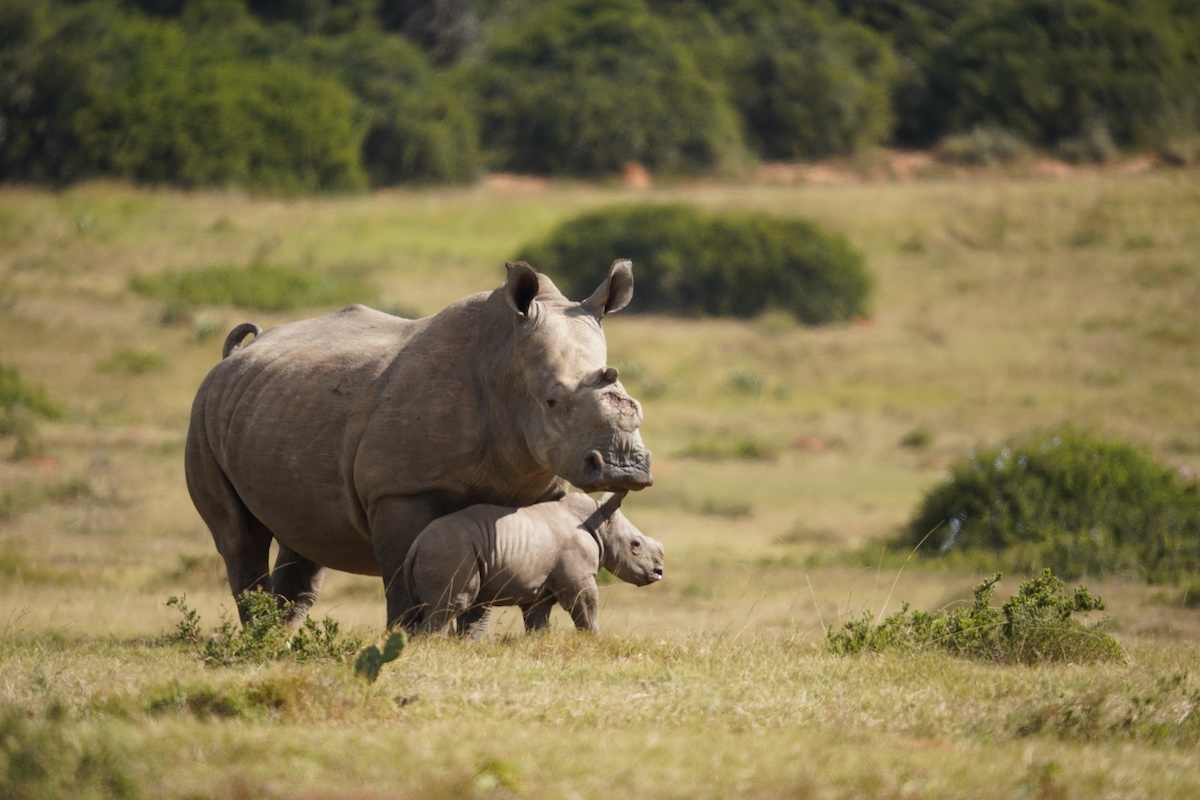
(185, 429, 273, 625)
(270, 544, 328, 627)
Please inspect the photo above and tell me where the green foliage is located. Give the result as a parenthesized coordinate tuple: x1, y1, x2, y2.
(920, 0, 1200, 152)
(296, 29, 481, 185)
(0, 360, 61, 444)
(718, 0, 898, 159)
(166, 591, 364, 667)
(902, 425, 1200, 583)
(130, 259, 375, 312)
(0, 706, 140, 800)
(520, 203, 871, 323)
(467, 0, 744, 176)
(353, 631, 409, 683)
(936, 125, 1033, 166)
(827, 570, 1123, 665)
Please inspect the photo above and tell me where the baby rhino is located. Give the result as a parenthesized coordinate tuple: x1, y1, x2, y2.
(397, 491, 663, 637)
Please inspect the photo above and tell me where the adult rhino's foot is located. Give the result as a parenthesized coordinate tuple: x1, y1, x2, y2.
(577, 449, 653, 492)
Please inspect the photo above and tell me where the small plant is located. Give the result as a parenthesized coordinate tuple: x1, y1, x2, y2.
(353, 631, 408, 683)
(827, 569, 1123, 665)
(727, 367, 765, 396)
(166, 591, 364, 667)
(899, 426, 933, 450)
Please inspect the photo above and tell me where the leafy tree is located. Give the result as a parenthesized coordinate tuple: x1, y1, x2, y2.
(467, 0, 744, 176)
(717, 0, 898, 159)
(923, 0, 1198, 151)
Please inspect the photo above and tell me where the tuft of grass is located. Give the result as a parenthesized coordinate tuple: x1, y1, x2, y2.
(130, 259, 375, 312)
(96, 348, 168, 375)
(0, 707, 141, 800)
(677, 434, 781, 462)
(0, 478, 94, 522)
(827, 570, 1124, 665)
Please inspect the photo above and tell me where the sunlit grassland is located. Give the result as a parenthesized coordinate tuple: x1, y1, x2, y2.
(1, 167, 1199, 798)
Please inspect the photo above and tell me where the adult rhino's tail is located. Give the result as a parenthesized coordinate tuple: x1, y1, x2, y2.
(221, 323, 262, 359)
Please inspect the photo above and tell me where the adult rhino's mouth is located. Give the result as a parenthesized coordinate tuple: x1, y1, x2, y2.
(577, 448, 654, 492)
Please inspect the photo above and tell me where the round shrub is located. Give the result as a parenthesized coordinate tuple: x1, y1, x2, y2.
(903, 426, 1200, 583)
(519, 204, 871, 324)
(467, 0, 744, 176)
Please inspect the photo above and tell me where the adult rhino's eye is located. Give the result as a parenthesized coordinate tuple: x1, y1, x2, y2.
(546, 398, 557, 408)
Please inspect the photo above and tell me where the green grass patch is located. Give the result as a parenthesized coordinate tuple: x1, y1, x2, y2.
(130, 260, 375, 312)
(0, 478, 94, 522)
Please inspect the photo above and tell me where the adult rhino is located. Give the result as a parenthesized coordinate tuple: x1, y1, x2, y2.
(185, 259, 653, 628)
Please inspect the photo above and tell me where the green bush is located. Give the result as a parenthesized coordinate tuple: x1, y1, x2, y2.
(1, 0, 368, 192)
(130, 259, 375, 312)
(166, 591, 364, 667)
(467, 0, 744, 176)
(718, 0, 898, 159)
(828, 570, 1123, 665)
(520, 204, 871, 323)
(920, 0, 1199, 152)
(902, 425, 1200, 583)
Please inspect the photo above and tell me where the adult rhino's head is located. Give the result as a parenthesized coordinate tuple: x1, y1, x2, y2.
(501, 259, 653, 493)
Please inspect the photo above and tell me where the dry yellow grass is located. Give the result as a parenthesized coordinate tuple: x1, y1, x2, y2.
(2, 166, 1199, 798)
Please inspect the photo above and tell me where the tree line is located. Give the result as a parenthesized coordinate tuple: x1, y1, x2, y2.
(2, 0, 1198, 193)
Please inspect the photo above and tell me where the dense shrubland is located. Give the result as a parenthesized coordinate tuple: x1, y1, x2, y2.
(3, 0, 1199, 191)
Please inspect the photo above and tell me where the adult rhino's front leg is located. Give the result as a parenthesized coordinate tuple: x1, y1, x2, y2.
(369, 494, 448, 629)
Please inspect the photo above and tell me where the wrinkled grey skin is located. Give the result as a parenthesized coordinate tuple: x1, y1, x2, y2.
(397, 491, 664, 637)
(185, 260, 653, 628)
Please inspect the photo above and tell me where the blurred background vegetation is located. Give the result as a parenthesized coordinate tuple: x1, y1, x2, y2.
(3, 0, 1199, 193)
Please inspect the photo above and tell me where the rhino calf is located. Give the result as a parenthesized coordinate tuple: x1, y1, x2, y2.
(397, 491, 663, 637)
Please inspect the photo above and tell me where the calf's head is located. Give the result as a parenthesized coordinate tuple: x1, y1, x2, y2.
(590, 491, 664, 587)
(504, 259, 653, 493)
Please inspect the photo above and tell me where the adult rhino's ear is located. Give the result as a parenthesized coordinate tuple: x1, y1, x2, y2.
(582, 259, 634, 319)
(504, 261, 541, 318)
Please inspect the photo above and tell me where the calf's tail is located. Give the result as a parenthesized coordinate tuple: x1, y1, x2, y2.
(222, 323, 262, 359)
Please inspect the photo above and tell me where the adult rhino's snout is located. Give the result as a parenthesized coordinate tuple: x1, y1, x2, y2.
(580, 448, 654, 493)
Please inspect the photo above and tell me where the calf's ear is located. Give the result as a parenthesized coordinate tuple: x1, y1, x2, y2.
(599, 489, 628, 516)
(504, 261, 541, 317)
(583, 259, 634, 319)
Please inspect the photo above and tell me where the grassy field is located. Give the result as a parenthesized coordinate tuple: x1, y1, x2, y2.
(2, 163, 1199, 798)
